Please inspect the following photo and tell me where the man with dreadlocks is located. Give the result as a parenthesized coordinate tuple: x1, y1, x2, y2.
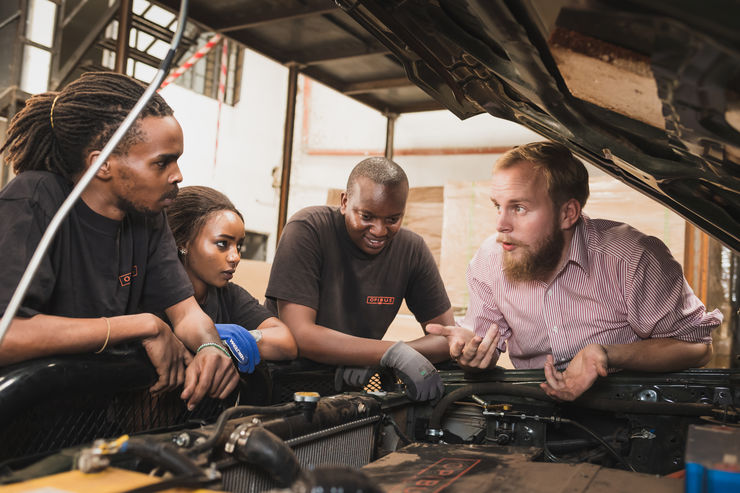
(0, 72, 238, 410)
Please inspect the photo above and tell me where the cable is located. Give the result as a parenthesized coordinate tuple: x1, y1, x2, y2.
(542, 424, 561, 463)
(382, 414, 413, 445)
(558, 417, 636, 472)
(0, 0, 190, 344)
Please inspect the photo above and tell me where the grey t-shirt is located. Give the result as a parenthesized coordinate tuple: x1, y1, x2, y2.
(265, 206, 450, 339)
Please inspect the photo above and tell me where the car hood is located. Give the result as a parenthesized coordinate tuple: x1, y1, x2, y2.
(337, 0, 740, 252)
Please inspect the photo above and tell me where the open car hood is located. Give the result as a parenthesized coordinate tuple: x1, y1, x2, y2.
(337, 0, 740, 252)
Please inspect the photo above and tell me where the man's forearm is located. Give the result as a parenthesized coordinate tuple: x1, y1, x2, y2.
(603, 338, 712, 371)
(0, 313, 157, 365)
(292, 323, 394, 365)
(166, 297, 221, 352)
(407, 334, 452, 363)
(172, 310, 220, 353)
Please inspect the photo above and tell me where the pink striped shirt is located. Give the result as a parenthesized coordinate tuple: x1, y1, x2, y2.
(461, 216, 721, 370)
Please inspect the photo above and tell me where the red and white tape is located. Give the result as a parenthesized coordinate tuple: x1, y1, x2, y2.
(213, 38, 228, 169)
(159, 33, 222, 90)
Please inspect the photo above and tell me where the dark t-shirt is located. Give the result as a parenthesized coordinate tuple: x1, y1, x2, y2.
(265, 206, 450, 339)
(0, 171, 193, 319)
(200, 283, 272, 330)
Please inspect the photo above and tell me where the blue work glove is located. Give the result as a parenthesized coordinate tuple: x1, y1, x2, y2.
(215, 324, 261, 374)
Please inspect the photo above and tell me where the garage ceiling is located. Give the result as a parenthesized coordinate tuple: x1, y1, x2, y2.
(154, 0, 450, 115)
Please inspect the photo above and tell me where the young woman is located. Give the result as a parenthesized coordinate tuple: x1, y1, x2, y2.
(167, 186, 296, 366)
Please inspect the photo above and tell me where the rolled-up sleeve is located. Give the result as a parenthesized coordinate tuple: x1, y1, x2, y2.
(625, 236, 720, 344)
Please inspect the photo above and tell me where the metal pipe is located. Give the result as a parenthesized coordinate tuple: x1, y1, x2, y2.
(115, 0, 133, 74)
(384, 112, 397, 160)
(0, 96, 17, 188)
(1, 2, 27, 189)
(0, 0, 190, 344)
(277, 63, 299, 241)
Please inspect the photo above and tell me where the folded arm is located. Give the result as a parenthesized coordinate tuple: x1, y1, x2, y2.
(277, 300, 451, 365)
(0, 312, 190, 393)
(542, 338, 713, 401)
(254, 316, 298, 360)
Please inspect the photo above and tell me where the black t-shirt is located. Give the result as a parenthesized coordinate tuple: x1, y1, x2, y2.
(200, 283, 272, 330)
(265, 206, 451, 339)
(0, 171, 193, 319)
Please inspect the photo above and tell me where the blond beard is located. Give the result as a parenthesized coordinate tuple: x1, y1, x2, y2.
(502, 224, 565, 283)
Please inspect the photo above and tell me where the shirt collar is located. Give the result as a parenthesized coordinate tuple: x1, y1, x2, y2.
(567, 215, 590, 276)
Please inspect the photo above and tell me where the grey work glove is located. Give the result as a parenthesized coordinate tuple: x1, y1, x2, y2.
(335, 366, 377, 391)
(380, 341, 444, 401)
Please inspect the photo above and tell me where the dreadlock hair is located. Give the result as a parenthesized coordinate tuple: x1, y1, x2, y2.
(0, 71, 173, 183)
(167, 186, 244, 257)
(346, 156, 409, 199)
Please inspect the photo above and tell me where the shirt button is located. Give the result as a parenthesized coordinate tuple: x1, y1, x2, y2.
(548, 290, 554, 297)
(552, 326, 557, 333)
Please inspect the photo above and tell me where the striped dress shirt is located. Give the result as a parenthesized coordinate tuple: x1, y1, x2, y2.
(461, 216, 721, 370)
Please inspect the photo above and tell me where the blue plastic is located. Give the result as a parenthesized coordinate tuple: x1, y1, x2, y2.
(686, 462, 740, 493)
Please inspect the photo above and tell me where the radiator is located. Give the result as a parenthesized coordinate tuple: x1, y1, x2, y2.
(221, 416, 380, 492)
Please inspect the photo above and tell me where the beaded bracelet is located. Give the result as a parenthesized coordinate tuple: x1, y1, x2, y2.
(196, 342, 232, 359)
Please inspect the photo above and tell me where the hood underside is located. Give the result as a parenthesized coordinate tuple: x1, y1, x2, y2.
(336, 0, 740, 252)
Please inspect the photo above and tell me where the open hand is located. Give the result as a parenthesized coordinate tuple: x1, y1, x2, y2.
(427, 323, 501, 370)
(540, 344, 608, 401)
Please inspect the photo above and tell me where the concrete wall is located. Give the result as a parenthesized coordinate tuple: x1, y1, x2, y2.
(162, 49, 540, 260)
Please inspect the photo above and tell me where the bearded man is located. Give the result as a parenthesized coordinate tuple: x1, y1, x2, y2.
(427, 141, 721, 401)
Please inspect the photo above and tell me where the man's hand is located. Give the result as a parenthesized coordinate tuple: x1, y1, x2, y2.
(380, 341, 443, 401)
(540, 344, 609, 401)
(181, 345, 239, 410)
(426, 323, 501, 370)
(139, 314, 191, 394)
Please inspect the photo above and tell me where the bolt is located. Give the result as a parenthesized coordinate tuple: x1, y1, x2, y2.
(174, 432, 190, 448)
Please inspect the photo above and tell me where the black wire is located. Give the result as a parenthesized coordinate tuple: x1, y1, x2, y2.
(559, 418, 636, 472)
(542, 424, 561, 463)
(382, 414, 413, 445)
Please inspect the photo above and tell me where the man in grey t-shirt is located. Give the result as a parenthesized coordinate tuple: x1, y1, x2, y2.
(266, 157, 453, 401)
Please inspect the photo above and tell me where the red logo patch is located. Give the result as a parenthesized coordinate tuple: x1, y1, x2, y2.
(119, 265, 138, 286)
(367, 296, 395, 305)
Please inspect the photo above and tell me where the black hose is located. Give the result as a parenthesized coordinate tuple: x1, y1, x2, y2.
(571, 396, 712, 416)
(429, 382, 715, 430)
(231, 426, 301, 487)
(122, 439, 203, 477)
(429, 383, 552, 430)
(188, 402, 297, 455)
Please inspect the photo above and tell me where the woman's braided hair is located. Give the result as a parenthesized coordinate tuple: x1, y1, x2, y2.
(0, 71, 173, 182)
(167, 186, 244, 255)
